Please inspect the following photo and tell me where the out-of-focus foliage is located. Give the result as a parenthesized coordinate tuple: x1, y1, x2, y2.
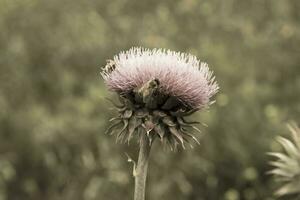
(0, 0, 299, 200)
(269, 123, 300, 198)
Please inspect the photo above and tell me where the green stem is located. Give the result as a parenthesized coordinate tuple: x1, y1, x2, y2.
(134, 134, 152, 200)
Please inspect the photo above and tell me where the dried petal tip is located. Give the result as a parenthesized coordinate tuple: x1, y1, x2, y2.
(101, 47, 219, 150)
(268, 123, 300, 197)
(101, 47, 219, 109)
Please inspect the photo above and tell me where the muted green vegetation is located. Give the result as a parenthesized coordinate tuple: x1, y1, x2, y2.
(0, 0, 300, 199)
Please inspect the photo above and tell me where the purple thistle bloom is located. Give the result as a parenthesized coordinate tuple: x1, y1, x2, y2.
(102, 47, 219, 150)
(101, 47, 219, 109)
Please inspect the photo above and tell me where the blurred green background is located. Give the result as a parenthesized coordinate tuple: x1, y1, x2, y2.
(0, 0, 300, 199)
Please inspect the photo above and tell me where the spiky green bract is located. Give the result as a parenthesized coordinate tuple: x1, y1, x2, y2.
(106, 79, 201, 151)
(268, 123, 300, 197)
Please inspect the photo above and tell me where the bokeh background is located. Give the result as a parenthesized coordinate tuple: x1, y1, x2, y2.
(1, 0, 300, 199)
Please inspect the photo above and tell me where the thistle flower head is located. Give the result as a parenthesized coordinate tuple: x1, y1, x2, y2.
(102, 47, 218, 108)
(268, 123, 300, 197)
(101, 47, 219, 150)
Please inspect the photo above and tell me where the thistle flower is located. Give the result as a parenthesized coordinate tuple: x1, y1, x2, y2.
(268, 123, 300, 197)
(101, 47, 219, 150)
(101, 47, 218, 200)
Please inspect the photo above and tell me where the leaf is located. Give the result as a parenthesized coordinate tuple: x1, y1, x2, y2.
(267, 153, 297, 165)
(153, 123, 166, 140)
(123, 110, 133, 119)
(191, 125, 202, 133)
(109, 117, 122, 122)
(116, 119, 129, 143)
(180, 117, 200, 125)
(105, 121, 122, 135)
(119, 95, 135, 109)
(179, 108, 199, 117)
(168, 134, 179, 151)
(152, 110, 167, 117)
(170, 108, 187, 117)
(127, 117, 142, 144)
(269, 161, 299, 174)
(288, 123, 300, 149)
(277, 137, 300, 159)
(147, 131, 156, 145)
(177, 117, 192, 127)
(275, 182, 300, 196)
(135, 109, 149, 118)
(180, 127, 200, 145)
(142, 119, 155, 134)
(105, 97, 124, 109)
(169, 127, 184, 148)
(268, 169, 294, 178)
(162, 116, 176, 127)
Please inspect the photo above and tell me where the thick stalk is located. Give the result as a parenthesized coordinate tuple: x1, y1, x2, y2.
(134, 134, 152, 200)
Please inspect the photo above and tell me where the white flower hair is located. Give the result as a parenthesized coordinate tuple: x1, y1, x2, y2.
(101, 47, 219, 109)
